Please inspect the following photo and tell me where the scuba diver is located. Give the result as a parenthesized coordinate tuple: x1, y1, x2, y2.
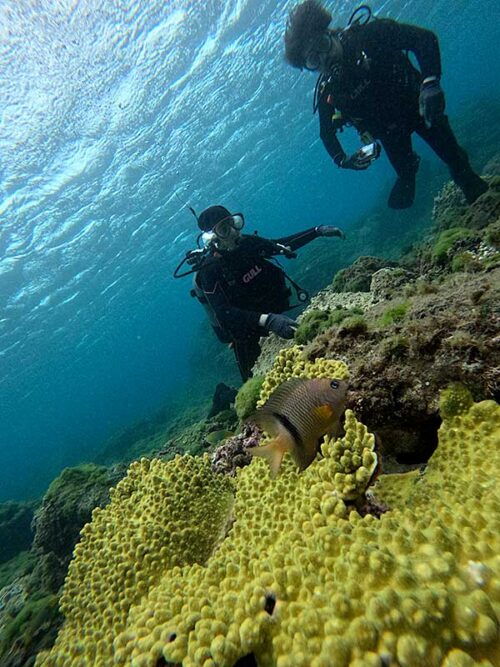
(284, 1, 488, 209)
(174, 205, 345, 380)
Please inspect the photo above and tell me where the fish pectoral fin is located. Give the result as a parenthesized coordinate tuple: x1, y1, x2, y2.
(248, 436, 290, 478)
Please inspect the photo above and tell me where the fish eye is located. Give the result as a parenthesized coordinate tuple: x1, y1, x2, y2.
(330, 380, 339, 389)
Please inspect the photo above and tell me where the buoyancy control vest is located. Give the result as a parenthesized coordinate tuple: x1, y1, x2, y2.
(191, 236, 298, 343)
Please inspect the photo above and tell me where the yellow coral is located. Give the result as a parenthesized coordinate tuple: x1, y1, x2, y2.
(35, 455, 234, 666)
(320, 409, 378, 500)
(257, 345, 349, 406)
(373, 468, 422, 507)
(37, 401, 500, 667)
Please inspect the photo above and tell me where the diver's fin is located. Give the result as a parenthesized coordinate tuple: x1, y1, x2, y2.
(388, 175, 416, 209)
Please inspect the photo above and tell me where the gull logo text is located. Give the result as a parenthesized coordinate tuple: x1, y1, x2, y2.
(242, 265, 262, 283)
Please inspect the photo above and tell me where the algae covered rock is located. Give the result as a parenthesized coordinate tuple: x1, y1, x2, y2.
(484, 219, 500, 248)
(0, 501, 36, 563)
(337, 313, 368, 337)
(332, 256, 397, 293)
(432, 175, 500, 236)
(155, 409, 239, 459)
(30, 463, 125, 595)
(376, 301, 410, 327)
(32, 463, 124, 563)
(234, 376, 265, 421)
(294, 307, 367, 345)
(459, 174, 500, 230)
(432, 181, 468, 231)
(0, 594, 61, 667)
(294, 308, 332, 345)
(370, 267, 415, 301)
(439, 382, 474, 420)
(431, 227, 477, 266)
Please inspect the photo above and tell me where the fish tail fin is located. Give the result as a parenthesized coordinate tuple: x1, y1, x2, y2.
(248, 434, 290, 478)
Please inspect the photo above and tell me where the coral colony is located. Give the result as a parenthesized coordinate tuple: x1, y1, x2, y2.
(36, 351, 499, 667)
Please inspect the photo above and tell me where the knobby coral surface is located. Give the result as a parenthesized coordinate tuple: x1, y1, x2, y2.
(257, 345, 349, 406)
(35, 456, 234, 666)
(36, 399, 499, 667)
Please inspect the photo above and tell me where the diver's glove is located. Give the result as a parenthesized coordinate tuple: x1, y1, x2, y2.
(419, 77, 445, 126)
(315, 225, 346, 240)
(261, 313, 298, 339)
(339, 149, 373, 171)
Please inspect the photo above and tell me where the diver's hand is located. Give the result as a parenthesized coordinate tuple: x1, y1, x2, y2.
(419, 77, 445, 126)
(316, 225, 346, 240)
(263, 313, 298, 339)
(340, 149, 373, 171)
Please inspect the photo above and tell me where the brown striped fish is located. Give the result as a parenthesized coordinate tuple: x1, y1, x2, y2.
(247, 377, 347, 476)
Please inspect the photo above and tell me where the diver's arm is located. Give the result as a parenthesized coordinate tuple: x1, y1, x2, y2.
(366, 18, 441, 79)
(246, 230, 320, 255)
(318, 95, 346, 166)
(276, 223, 346, 250)
(276, 228, 320, 252)
(319, 98, 371, 171)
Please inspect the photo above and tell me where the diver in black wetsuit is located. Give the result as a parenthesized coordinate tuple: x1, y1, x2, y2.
(284, 1, 488, 209)
(190, 205, 345, 380)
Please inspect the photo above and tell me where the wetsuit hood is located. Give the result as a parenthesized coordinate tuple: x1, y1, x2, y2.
(197, 205, 232, 232)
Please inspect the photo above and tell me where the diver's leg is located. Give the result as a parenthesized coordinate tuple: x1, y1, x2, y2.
(380, 132, 420, 209)
(232, 337, 261, 381)
(416, 116, 488, 204)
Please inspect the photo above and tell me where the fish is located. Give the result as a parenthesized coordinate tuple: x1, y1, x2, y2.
(247, 377, 348, 477)
(205, 429, 235, 446)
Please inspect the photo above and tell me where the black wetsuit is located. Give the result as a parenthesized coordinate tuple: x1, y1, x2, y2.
(318, 19, 486, 205)
(195, 229, 319, 380)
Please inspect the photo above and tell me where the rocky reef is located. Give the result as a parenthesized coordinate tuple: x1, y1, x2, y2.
(302, 266, 499, 467)
(255, 174, 499, 472)
(331, 256, 398, 293)
(0, 502, 36, 565)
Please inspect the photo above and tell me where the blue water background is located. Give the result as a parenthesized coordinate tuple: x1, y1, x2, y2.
(0, 0, 498, 501)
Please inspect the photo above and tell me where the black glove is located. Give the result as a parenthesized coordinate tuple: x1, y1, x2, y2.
(316, 225, 346, 240)
(264, 313, 298, 339)
(419, 78, 445, 126)
(339, 149, 373, 171)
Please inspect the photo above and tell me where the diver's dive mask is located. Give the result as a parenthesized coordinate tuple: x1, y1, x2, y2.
(304, 33, 334, 71)
(200, 214, 245, 251)
(304, 31, 342, 72)
(212, 213, 245, 240)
